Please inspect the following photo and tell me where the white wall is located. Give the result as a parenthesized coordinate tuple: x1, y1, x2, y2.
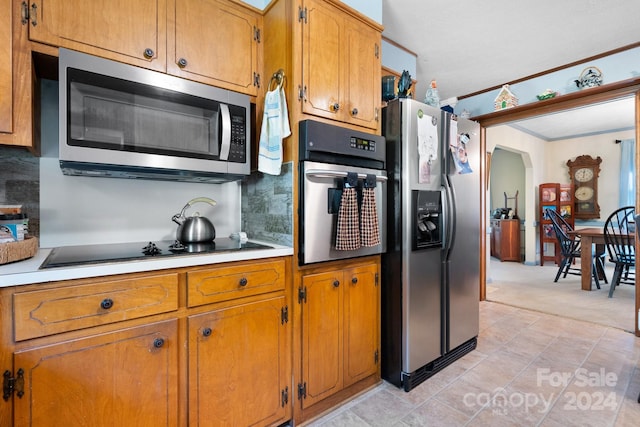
(545, 129, 635, 226)
(489, 149, 525, 216)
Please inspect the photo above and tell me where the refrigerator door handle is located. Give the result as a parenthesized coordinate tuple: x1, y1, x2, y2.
(443, 175, 456, 257)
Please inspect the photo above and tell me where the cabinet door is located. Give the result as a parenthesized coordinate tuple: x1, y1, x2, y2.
(302, 0, 344, 120)
(0, 0, 11, 133)
(188, 296, 289, 426)
(0, 0, 34, 148)
(300, 270, 343, 409)
(13, 320, 178, 427)
(343, 263, 379, 387)
(28, 0, 166, 71)
(301, 0, 381, 129)
(344, 21, 380, 130)
(168, 0, 260, 96)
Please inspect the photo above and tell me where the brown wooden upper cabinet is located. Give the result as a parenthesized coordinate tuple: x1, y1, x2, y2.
(301, 0, 381, 130)
(18, 0, 261, 95)
(0, 0, 12, 134)
(23, 0, 168, 72)
(167, 0, 261, 96)
(0, 0, 35, 150)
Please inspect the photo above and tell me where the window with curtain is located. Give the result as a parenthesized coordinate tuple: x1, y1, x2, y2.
(618, 138, 635, 206)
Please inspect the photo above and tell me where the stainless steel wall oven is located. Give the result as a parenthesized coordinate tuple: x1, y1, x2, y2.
(298, 120, 387, 265)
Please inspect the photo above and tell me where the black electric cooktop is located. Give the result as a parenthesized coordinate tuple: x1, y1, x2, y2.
(40, 238, 273, 269)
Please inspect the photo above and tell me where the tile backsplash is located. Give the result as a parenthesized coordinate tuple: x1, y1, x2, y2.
(0, 146, 40, 238)
(241, 162, 293, 247)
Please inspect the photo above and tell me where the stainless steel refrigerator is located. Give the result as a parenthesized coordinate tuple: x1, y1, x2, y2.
(381, 98, 480, 391)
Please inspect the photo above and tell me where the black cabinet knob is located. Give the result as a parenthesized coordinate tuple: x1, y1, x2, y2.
(143, 48, 154, 59)
(333, 280, 340, 288)
(100, 298, 114, 310)
(202, 327, 212, 337)
(332, 103, 340, 112)
(351, 108, 358, 116)
(153, 338, 165, 348)
(178, 58, 188, 68)
(351, 277, 358, 284)
(239, 277, 248, 287)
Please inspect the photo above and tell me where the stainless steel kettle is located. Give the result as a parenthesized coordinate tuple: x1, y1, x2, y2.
(171, 197, 217, 243)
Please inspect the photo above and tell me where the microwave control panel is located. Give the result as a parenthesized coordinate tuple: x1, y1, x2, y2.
(228, 106, 247, 163)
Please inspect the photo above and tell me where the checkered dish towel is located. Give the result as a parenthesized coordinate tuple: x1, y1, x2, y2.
(335, 172, 361, 251)
(360, 174, 380, 247)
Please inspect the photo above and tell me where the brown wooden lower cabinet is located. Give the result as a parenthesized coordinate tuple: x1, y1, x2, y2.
(296, 259, 381, 423)
(490, 219, 521, 262)
(13, 320, 179, 427)
(1, 257, 291, 427)
(188, 296, 289, 426)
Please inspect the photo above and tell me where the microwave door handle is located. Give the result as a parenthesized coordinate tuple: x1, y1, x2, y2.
(219, 103, 231, 160)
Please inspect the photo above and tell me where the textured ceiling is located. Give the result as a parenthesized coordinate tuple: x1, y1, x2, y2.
(381, 0, 639, 140)
(508, 97, 635, 141)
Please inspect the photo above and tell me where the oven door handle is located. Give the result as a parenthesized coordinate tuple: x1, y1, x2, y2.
(305, 169, 387, 182)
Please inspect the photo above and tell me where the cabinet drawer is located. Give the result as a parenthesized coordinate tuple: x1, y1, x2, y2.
(187, 260, 285, 307)
(14, 273, 179, 341)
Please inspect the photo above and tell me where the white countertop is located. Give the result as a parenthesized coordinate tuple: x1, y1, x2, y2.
(0, 241, 293, 287)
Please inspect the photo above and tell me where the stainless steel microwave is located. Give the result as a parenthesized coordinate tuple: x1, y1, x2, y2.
(58, 48, 251, 183)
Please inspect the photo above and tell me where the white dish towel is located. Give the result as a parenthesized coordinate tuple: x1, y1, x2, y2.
(258, 85, 291, 175)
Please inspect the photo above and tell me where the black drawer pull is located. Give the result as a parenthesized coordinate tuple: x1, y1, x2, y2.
(100, 298, 114, 310)
(153, 338, 165, 348)
(333, 280, 340, 288)
(202, 327, 212, 337)
(239, 277, 248, 287)
(352, 277, 358, 284)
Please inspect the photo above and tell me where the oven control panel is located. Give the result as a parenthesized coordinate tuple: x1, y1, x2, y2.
(299, 120, 386, 167)
(350, 136, 377, 152)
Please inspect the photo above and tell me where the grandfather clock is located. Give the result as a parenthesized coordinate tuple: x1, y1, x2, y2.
(566, 155, 601, 219)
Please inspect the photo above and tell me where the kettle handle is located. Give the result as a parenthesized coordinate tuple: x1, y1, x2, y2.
(186, 197, 217, 208)
(179, 197, 217, 216)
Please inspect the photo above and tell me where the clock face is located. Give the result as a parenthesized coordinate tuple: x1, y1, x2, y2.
(574, 167, 594, 182)
(575, 186, 594, 201)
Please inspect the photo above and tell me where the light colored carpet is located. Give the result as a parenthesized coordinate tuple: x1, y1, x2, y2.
(487, 258, 637, 333)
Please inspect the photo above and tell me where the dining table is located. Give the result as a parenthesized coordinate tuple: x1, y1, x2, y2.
(568, 227, 634, 291)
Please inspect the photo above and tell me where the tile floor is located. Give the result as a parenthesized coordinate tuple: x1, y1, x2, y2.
(304, 301, 640, 426)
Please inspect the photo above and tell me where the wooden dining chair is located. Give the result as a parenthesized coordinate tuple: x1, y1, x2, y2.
(603, 206, 635, 298)
(545, 208, 606, 287)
